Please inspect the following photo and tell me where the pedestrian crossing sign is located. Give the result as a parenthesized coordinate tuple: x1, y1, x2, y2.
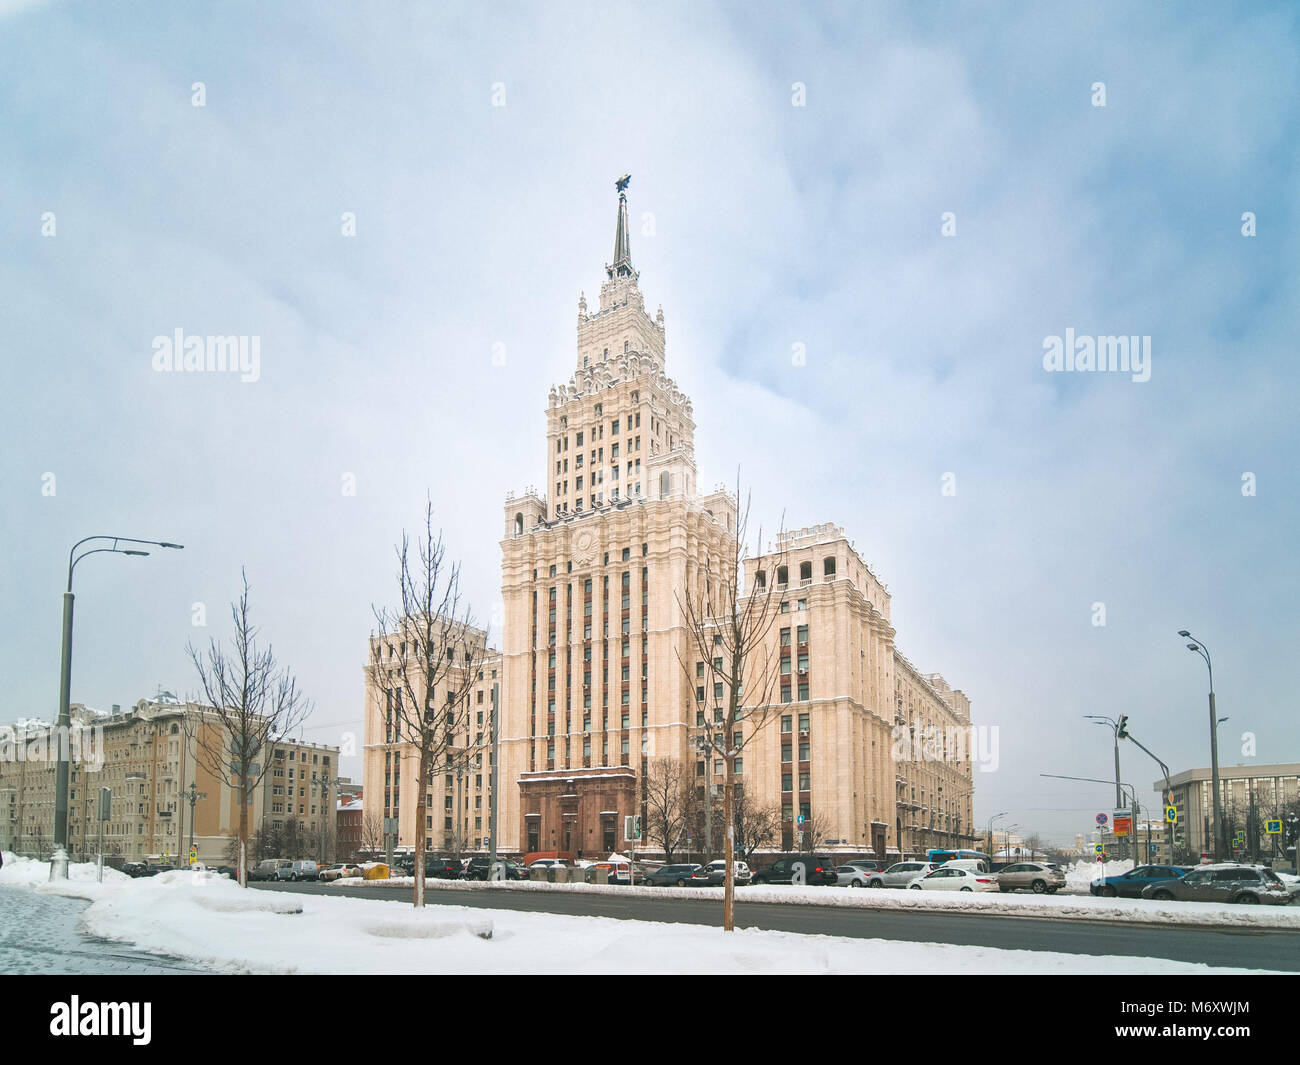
(1266, 820, 1282, 835)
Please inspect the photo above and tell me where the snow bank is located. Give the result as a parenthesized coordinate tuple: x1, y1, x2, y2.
(323, 869, 1300, 930)
(1065, 857, 1133, 889)
(56, 870, 1281, 974)
(0, 853, 130, 900)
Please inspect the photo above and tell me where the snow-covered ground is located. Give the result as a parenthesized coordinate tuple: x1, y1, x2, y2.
(321, 865, 1300, 930)
(0, 853, 1283, 974)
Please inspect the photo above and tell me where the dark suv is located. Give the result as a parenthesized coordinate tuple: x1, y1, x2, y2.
(424, 856, 464, 879)
(463, 856, 528, 881)
(751, 855, 838, 886)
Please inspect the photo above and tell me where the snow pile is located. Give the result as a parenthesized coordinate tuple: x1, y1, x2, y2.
(1064, 857, 1133, 890)
(0, 853, 129, 893)
(58, 871, 1281, 974)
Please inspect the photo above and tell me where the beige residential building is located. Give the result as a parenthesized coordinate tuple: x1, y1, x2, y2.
(487, 179, 978, 860)
(0, 694, 338, 865)
(361, 630, 503, 855)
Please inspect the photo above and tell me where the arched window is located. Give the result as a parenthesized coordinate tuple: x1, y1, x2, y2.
(515, 513, 524, 536)
(799, 561, 812, 581)
(823, 556, 836, 577)
(776, 566, 788, 586)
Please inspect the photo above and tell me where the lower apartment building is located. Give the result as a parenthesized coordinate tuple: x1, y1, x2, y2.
(0, 694, 339, 865)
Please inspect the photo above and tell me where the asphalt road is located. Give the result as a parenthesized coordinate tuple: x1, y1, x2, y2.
(250, 881, 1300, 972)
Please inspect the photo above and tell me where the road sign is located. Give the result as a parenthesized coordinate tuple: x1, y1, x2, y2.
(1149, 843, 1158, 853)
(188, 847, 198, 865)
(1266, 819, 1283, 835)
(1165, 806, 1177, 823)
(797, 814, 805, 826)
(1096, 813, 1108, 825)
(1096, 854, 1104, 863)
(1093, 843, 1104, 854)
(1113, 813, 1132, 837)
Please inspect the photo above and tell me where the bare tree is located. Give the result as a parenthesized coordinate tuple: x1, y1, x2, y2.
(369, 502, 488, 908)
(796, 810, 831, 853)
(676, 475, 786, 931)
(731, 786, 781, 866)
(643, 757, 691, 862)
(360, 811, 386, 859)
(187, 572, 312, 887)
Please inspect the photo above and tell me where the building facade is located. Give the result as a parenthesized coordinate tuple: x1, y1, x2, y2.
(361, 630, 503, 857)
(487, 180, 978, 861)
(1163, 762, 1300, 861)
(0, 694, 338, 865)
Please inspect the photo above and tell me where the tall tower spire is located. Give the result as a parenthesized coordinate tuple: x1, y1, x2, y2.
(609, 172, 633, 278)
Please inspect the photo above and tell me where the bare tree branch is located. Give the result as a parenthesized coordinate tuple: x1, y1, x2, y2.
(185, 570, 312, 887)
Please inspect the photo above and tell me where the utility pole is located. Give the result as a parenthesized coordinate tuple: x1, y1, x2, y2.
(488, 682, 501, 881)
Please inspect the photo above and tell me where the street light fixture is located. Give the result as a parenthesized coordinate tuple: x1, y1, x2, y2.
(1177, 630, 1224, 861)
(986, 811, 1007, 860)
(52, 535, 183, 879)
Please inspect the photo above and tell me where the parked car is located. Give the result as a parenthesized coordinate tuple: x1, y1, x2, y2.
(214, 865, 239, 879)
(940, 858, 991, 874)
(835, 865, 871, 887)
(907, 866, 1000, 892)
(750, 855, 836, 886)
(1090, 864, 1187, 898)
(528, 858, 572, 871)
(599, 861, 651, 885)
(1139, 863, 1293, 905)
(463, 856, 529, 881)
(843, 859, 886, 876)
(997, 861, 1067, 894)
(690, 860, 752, 886)
(644, 863, 703, 887)
(318, 862, 363, 882)
(867, 861, 940, 888)
(121, 862, 149, 878)
(272, 864, 297, 882)
(249, 858, 290, 882)
(290, 860, 320, 881)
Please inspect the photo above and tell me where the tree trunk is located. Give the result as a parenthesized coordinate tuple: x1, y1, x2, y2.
(414, 745, 429, 908)
(723, 759, 735, 932)
(238, 778, 248, 887)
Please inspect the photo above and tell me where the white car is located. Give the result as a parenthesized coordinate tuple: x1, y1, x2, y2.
(907, 867, 1000, 892)
(835, 865, 871, 887)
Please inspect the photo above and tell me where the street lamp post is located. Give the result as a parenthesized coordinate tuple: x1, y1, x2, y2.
(52, 535, 182, 879)
(986, 811, 1007, 861)
(1178, 631, 1223, 861)
(185, 781, 207, 862)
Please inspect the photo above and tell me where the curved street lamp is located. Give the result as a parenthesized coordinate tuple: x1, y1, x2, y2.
(1178, 630, 1223, 861)
(51, 536, 183, 879)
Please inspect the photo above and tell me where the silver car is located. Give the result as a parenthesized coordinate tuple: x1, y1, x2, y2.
(867, 861, 940, 888)
(996, 861, 1066, 894)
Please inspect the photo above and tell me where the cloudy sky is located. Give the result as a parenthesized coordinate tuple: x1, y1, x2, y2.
(2, 0, 1296, 845)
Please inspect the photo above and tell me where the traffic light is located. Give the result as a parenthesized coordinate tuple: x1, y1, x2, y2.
(1117, 714, 1129, 739)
